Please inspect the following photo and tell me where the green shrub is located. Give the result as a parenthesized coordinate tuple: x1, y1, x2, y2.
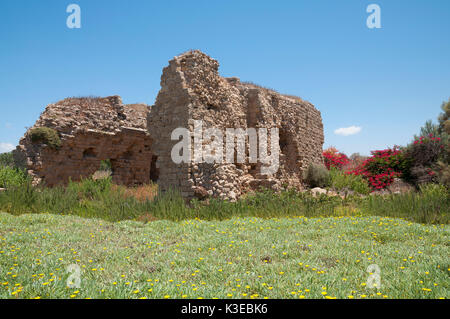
(0, 152, 14, 168)
(419, 182, 448, 197)
(404, 134, 446, 185)
(28, 127, 61, 149)
(99, 159, 112, 172)
(0, 167, 29, 188)
(364, 147, 411, 179)
(329, 168, 370, 195)
(304, 163, 330, 188)
(436, 161, 450, 188)
(66, 176, 113, 200)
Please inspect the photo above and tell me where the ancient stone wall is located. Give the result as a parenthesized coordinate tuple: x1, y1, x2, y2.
(149, 50, 324, 200)
(15, 51, 324, 200)
(14, 96, 153, 186)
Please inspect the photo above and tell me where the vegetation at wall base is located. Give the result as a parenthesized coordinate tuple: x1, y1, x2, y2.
(0, 177, 448, 224)
(304, 163, 330, 188)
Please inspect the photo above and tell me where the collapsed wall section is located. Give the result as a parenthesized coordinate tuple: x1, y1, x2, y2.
(149, 50, 324, 200)
(14, 50, 324, 201)
(14, 96, 153, 186)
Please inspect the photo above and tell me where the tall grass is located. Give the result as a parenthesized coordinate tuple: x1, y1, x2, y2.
(0, 177, 448, 224)
(0, 177, 146, 221)
(360, 183, 449, 224)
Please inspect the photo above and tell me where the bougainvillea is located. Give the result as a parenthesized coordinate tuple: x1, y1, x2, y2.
(323, 147, 349, 170)
(407, 134, 445, 168)
(346, 147, 409, 191)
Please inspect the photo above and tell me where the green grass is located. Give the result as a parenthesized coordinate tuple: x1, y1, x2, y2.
(0, 213, 448, 299)
(0, 177, 448, 224)
(360, 184, 450, 224)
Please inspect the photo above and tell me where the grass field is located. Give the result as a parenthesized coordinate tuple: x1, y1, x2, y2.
(1, 212, 448, 299)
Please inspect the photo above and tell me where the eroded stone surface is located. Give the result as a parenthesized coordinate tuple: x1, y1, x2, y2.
(149, 50, 324, 200)
(15, 50, 325, 200)
(14, 96, 153, 186)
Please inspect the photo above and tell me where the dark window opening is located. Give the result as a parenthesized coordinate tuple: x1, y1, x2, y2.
(83, 148, 96, 159)
(150, 155, 159, 182)
(279, 129, 289, 153)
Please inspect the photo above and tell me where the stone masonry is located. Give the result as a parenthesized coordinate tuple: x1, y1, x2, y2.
(14, 96, 153, 186)
(148, 50, 324, 200)
(14, 50, 324, 200)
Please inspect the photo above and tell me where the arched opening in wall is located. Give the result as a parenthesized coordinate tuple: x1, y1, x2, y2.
(83, 148, 97, 159)
(279, 127, 301, 177)
(150, 155, 159, 183)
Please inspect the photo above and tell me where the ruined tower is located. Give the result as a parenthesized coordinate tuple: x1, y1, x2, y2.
(15, 51, 324, 200)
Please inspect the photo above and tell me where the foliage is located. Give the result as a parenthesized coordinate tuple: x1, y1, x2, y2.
(28, 127, 61, 149)
(99, 159, 112, 172)
(0, 167, 29, 188)
(414, 120, 440, 140)
(323, 147, 349, 170)
(407, 134, 445, 166)
(0, 177, 448, 224)
(436, 161, 450, 188)
(360, 183, 449, 224)
(347, 147, 410, 190)
(0, 152, 14, 168)
(404, 134, 446, 185)
(304, 163, 330, 188)
(438, 98, 450, 135)
(329, 168, 370, 195)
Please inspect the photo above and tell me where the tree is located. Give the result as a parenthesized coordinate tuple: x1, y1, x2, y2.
(438, 98, 450, 135)
(0, 152, 14, 168)
(414, 120, 439, 140)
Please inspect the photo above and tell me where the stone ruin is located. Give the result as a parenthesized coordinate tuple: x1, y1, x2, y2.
(14, 96, 153, 186)
(14, 50, 324, 200)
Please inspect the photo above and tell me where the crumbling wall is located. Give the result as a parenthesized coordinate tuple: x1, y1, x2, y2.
(15, 96, 153, 186)
(149, 50, 324, 200)
(15, 51, 324, 200)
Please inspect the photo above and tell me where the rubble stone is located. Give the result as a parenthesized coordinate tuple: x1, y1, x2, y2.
(15, 50, 325, 200)
(14, 96, 153, 186)
(149, 50, 324, 200)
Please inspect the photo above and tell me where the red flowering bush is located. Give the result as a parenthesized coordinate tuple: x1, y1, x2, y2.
(323, 147, 349, 170)
(407, 134, 444, 167)
(347, 147, 410, 191)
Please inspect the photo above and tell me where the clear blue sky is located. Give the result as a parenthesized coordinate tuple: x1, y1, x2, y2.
(1, 0, 449, 155)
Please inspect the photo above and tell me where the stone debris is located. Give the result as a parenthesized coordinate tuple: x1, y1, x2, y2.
(310, 187, 328, 197)
(387, 178, 415, 194)
(14, 50, 325, 200)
